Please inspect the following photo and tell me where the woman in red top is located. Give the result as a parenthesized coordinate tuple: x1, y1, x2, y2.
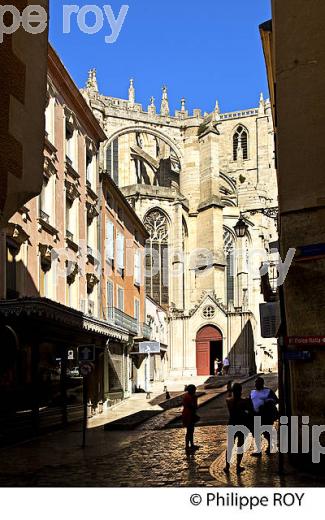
(182, 384, 200, 453)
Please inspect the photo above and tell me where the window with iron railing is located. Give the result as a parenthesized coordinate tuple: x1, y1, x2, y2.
(39, 176, 55, 226)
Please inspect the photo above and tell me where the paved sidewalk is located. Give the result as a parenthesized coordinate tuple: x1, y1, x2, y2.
(88, 376, 207, 429)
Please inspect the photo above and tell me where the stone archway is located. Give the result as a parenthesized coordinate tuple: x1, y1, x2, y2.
(196, 325, 223, 376)
(104, 125, 184, 163)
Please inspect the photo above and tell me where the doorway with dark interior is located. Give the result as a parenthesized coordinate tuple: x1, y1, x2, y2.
(196, 325, 223, 376)
(210, 340, 223, 375)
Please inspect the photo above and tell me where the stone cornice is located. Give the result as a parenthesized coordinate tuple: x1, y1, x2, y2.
(197, 196, 225, 212)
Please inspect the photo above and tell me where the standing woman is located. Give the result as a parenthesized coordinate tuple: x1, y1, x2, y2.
(182, 384, 200, 453)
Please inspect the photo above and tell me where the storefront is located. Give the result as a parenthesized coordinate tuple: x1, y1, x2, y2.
(0, 297, 131, 441)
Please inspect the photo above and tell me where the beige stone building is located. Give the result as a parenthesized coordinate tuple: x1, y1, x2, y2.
(82, 72, 279, 378)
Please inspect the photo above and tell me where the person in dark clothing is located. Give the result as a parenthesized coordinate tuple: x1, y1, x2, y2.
(224, 383, 253, 474)
(182, 384, 200, 453)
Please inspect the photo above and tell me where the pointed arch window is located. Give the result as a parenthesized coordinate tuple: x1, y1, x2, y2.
(233, 126, 248, 161)
(224, 229, 235, 306)
(144, 209, 169, 307)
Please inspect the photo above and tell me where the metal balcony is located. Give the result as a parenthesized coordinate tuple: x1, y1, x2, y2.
(106, 307, 139, 335)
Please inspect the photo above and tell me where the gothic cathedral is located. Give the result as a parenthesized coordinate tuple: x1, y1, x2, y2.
(82, 71, 278, 377)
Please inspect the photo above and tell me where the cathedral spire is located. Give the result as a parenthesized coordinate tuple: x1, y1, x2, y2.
(86, 68, 98, 93)
(128, 78, 135, 108)
(148, 96, 156, 115)
(258, 91, 265, 114)
(213, 99, 221, 123)
(160, 86, 170, 116)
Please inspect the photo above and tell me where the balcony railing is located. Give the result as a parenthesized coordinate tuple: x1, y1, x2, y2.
(39, 209, 50, 223)
(106, 307, 139, 335)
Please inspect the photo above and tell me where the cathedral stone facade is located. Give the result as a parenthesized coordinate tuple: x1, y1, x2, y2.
(82, 71, 278, 378)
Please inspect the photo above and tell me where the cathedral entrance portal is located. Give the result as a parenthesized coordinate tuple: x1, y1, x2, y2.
(196, 326, 223, 376)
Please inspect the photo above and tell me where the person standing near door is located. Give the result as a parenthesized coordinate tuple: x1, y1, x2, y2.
(223, 357, 230, 375)
(214, 358, 219, 375)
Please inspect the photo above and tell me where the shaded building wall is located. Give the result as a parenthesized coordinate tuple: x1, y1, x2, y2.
(271, 0, 325, 435)
(0, 62, 102, 311)
(0, 0, 49, 228)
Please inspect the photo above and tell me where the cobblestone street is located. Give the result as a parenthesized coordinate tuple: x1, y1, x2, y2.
(0, 374, 322, 487)
(0, 425, 226, 487)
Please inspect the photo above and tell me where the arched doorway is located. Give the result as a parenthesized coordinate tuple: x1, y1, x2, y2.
(196, 326, 223, 376)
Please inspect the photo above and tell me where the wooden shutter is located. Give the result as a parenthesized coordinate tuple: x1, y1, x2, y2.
(105, 219, 114, 260)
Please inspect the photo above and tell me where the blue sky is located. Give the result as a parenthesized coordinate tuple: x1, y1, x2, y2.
(50, 0, 271, 114)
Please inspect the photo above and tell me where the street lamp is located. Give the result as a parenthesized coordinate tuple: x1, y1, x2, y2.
(234, 216, 249, 238)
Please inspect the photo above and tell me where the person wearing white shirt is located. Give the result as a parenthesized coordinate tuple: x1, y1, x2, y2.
(223, 357, 230, 375)
(250, 376, 279, 455)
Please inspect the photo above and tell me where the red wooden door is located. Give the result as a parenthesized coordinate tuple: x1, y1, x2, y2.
(196, 341, 210, 375)
(196, 326, 222, 376)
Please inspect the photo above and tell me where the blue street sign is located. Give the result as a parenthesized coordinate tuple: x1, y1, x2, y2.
(284, 351, 312, 361)
(139, 341, 160, 354)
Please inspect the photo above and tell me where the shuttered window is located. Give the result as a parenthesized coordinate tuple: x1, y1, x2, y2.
(116, 232, 125, 272)
(117, 286, 124, 311)
(134, 249, 141, 286)
(105, 219, 114, 261)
